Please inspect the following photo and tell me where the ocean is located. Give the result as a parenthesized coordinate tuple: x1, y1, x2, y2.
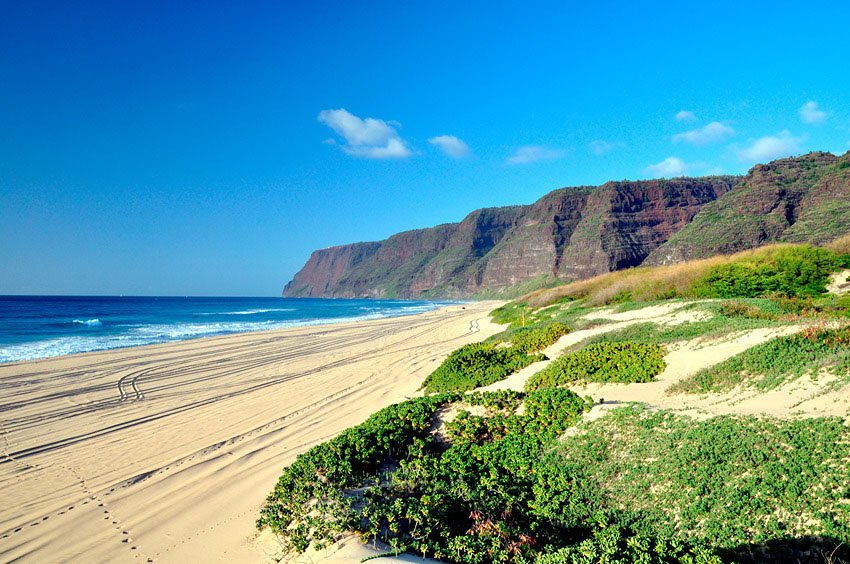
(0, 296, 457, 364)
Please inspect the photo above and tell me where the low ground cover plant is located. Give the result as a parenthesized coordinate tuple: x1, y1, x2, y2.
(670, 325, 850, 393)
(258, 398, 849, 563)
(258, 389, 595, 562)
(543, 406, 850, 563)
(421, 342, 545, 393)
(526, 341, 666, 390)
(508, 322, 571, 353)
(532, 524, 722, 564)
(570, 301, 783, 350)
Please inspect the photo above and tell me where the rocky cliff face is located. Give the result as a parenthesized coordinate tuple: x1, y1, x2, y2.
(284, 177, 736, 298)
(646, 151, 850, 265)
(284, 151, 850, 298)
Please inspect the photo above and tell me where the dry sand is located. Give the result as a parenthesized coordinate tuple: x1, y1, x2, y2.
(0, 302, 502, 563)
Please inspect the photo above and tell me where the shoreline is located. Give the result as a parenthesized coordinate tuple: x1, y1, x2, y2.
(0, 298, 467, 366)
(0, 301, 504, 563)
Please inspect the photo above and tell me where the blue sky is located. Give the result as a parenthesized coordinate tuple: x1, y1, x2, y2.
(2, 1, 849, 296)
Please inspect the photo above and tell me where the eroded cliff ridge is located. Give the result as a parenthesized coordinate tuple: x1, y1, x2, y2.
(645, 151, 850, 264)
(284, 151, 850, 298)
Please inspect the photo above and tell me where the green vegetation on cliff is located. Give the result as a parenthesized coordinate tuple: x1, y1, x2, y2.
(286, 152, 850, 300)
(646, 151, 850, 264)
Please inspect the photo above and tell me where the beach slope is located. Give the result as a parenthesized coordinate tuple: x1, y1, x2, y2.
(0, 302, 501, 563)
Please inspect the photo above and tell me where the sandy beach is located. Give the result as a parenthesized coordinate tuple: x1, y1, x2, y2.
(0, 302, 502, 563)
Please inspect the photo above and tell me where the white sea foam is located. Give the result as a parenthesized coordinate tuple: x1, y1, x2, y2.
(72, 318, 102, 326)
(0, 334, 149, 363)
(0, 302, 458, 363)
(195, 308, 298, 316)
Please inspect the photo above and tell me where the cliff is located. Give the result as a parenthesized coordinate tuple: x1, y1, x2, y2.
(284, 178, 736, 298)
(646, 151, 850, 265)
(284, 151, 850, 299)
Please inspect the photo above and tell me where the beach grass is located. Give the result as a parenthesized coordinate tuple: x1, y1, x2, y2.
(518, 243, 849, 308)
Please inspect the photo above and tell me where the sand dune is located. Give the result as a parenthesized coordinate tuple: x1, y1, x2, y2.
(0, 302, 502, 563)
(482, 303, 850, 419)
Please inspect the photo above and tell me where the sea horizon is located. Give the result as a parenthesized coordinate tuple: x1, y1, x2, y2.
(0, 295, 460, 364)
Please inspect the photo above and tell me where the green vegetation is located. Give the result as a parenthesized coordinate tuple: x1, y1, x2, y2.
(471, 273, 566, 300)
(569, 301, 781, 350)
(420, 319, 577, 394)
(421, 342, 545, 393)
(671, 325, 850, 393)
(489, 301, 611, 346)
(543, 406, 850, 563)
(534, 524, 722, 564)
(718, 295, 850, 321)
(526, 342, 666, 390)
(692, 245, 847, 298)
(259, 389, 598, 562)
(508, 322, 571, 353)
(571, 297, 850, 354)
(520, 243, 850, 309)
(257, 394, 450, 553)
(258, 398, 850, 563)
(647, 152, 850, 262)
(490, 301, 552, 328)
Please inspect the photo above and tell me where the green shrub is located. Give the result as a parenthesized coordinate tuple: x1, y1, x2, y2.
(694, 245, 844, 298)
(717, 299, 777, 320)
(257, 393, 458, 552)
(509, 322, 572, 353)
(422, 343, 545, 393)
(517, 243, 848, 308)
(526, 342, 667, 390)
(259, 391, 850, 563)
(534, 523, 723, 564)
(490, 301, 580, 330)
(490, 302, 536, 328)
(258, 390, 592, 561)
(670, 325, 850, 393)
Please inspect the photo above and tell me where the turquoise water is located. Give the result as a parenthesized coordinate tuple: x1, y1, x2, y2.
(0, 296, 456, 363)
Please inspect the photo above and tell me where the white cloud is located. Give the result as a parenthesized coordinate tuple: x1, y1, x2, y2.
(506, 145, 566, 165)
(799, 101, 827, 124)
(672, 121, 735, 145)
(428, 135, 471, 158)
(318, 108, 412, 159)
(675, 110, 698, 122)
(736, 130, 803, 163)
(645, 157, 688, 177)
(589, 140, 623, 156)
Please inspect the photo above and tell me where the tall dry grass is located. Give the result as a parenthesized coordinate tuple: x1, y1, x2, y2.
(826, 232, 850, 256)
(521, 244, 824, 308)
